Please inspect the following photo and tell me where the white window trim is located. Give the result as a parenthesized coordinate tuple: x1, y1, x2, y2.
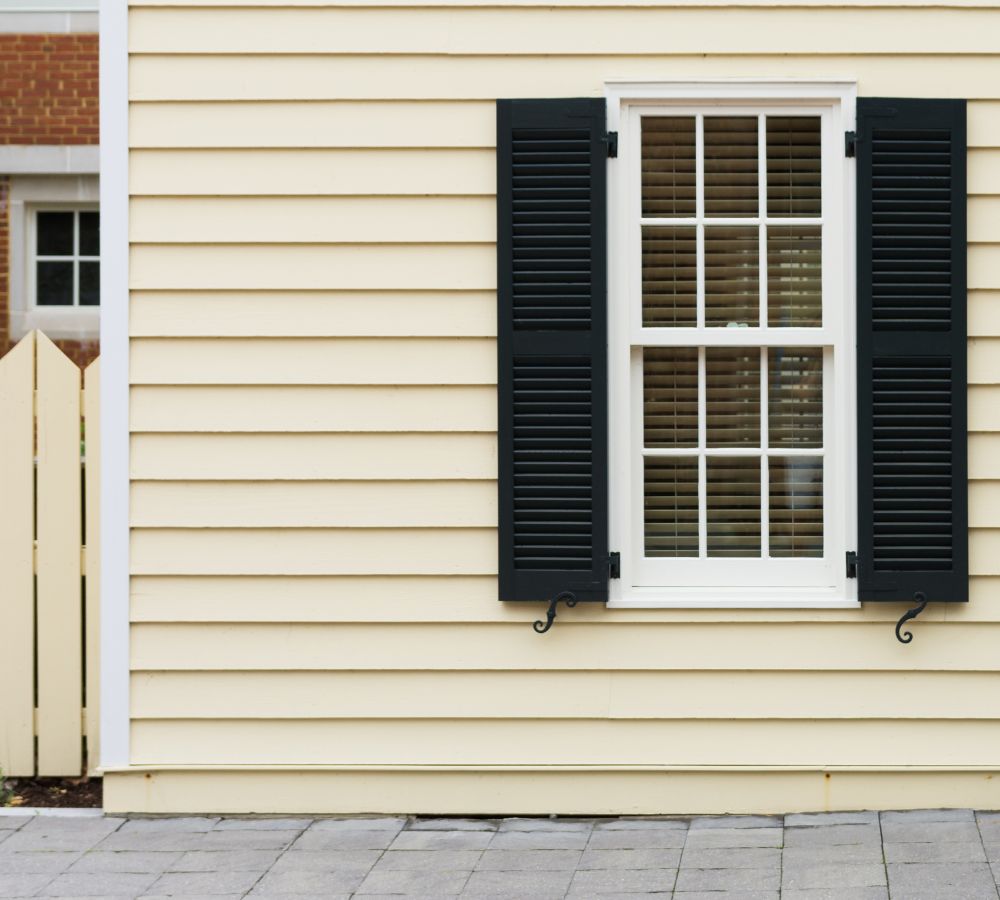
(605, 80, 858, 609)
(8, 176, 100, 341)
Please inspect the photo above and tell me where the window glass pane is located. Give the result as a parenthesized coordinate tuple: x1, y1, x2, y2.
(642, 117, 696, 218)
(36, 261, 73, 306)
(79, 261, 100, 306)
(769, 347, 823, 448)
(642, 226, 697, 327)
(79, 212, 100, 256)
(644, 457, 699, 557)
(706, 347, 760, 448)
(705, 225, 759, 327)
(768, 226, 821, 327)
(704, 116, 758, 217)
(769, 457, 823, 557)
(644, 347, 698, 448)
(767, 116, 821, 218)
(37, 212, 74, 256)
(708, 457, 761, 557)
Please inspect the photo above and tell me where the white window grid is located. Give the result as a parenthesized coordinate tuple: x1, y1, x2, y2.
(29, 206, 100, 309)
(607, 91, 857, 607)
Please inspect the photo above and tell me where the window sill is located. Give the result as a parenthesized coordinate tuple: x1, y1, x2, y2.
(609, 587, 859, 609)
(11, 308, 99, 342)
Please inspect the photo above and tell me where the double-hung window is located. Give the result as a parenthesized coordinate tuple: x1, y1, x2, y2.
(609, 89, 854, 606)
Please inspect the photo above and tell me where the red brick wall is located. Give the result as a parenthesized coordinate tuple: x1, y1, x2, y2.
(0, 34, 98, 146)
(0, 34, 99, 369)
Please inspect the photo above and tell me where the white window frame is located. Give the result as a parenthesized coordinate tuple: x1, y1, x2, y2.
(606, 80, 858, 609)
(8, 175, 100, 341)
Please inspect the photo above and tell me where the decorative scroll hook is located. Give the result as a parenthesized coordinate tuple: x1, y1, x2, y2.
(895, 591, 929, 644)
(533, 591, 578, 634)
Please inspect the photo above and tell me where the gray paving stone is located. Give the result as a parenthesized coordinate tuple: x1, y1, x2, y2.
(887, 861, 999, 896)
(147, 869, 264, 895)
(69, 850, 183, 873)
(309, 817, 405, 832)
(781, 890, 889, 900)
(96, 832, 212, 852)
(252, 867, 369, 894)
(168, 849, 283, 871)
(0, 851, 83, 873)
(784, 824, 881, 847)
(0, 816, 33, 831)
(498, 817, 591, 832)
(0, 831, 108, 853)
(587, 828, 686, 849)
(977, 811, 1000, 824)
(266, 848, 381, 872)
(488, 829, 590, 850)
(373, 849, 481, 871)
(781, 863, 887, 889)
(566, 893, 673, 900)
(683, 828, 783, 849)
(462, 868, 570, 898)
(142, 895, 250, 900)
(198, 829, 299, 850)
(681, 847, 781, 869)
(675, 866, 781, 892)
(690, 816, 782, 830)
(408, 818, 495, 831)
(38, 871, 160, 896)
(475, 849, 582, 871)
(881, 808, 974, 823)
(568, 866, 676, 893)
(880, 820, 981, 843)
(390, 829, 493, 850)
(291, 828, 396, 851)
(0, 873, 56, 897)
(885, 839, 986, 862)
(212, 818, 313, 831)
(119, 817, 218, 833)
(359, 868, 470, 895)
(596, 818, 687, 831)
(783, 843, 883, 864)
(19, 818, 123, 835)
(578, 847, 680, 869)
(673, 892, 778, 900)
(786, 811, 878, 827)
(358, 895, 448, 900)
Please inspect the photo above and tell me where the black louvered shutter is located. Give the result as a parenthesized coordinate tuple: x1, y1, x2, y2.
(496, 98, 609, 603)
(856, 98, 968, 603)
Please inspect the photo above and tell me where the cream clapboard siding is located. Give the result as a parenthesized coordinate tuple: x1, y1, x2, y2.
(110, 0, 1000, 813)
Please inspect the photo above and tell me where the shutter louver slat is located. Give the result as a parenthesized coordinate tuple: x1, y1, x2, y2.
(856, 98, 968, 603)
(498, 98, 609, 603)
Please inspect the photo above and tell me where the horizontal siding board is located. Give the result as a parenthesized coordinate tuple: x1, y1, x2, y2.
(129, 386, 496, 432)
(129, 197, 496, 244)
(130, 433, 497, 480)
(129, 245, 496, 290)
(129, 292, 497, 338)
(130, 148, 495, 196)
(130, 481, 497, 528)
(129, 55, 1000, 102)
(130, 621, 1000, 672)
(130, 528, 498, 575)
(130, 670, 1000, 720)
(129, 718, 1000, 766)
(130, 338, 496, 385)
(128, 8, 1000, 54)
(130, 101, 495, 149)
(970, 291, 1000, 337)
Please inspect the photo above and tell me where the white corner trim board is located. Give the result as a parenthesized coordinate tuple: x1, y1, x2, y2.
(99, 0, 129, 772)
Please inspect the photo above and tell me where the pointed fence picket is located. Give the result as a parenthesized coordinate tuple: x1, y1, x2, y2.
(0, 332, 100, 777)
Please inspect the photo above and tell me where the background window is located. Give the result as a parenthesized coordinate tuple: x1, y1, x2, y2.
(34, 210, 100, 308)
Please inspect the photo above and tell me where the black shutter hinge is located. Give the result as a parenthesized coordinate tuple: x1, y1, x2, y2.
(605, 131, 618, 158)
(846, 551, 858, 579)
(845, 131, 857, 158)
(609, 551, 621, 579)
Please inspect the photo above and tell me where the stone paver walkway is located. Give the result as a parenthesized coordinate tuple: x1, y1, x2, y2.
(2, 809, 1000, 899)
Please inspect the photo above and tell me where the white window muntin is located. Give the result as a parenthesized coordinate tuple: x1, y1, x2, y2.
(607, 88, 857, 608)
